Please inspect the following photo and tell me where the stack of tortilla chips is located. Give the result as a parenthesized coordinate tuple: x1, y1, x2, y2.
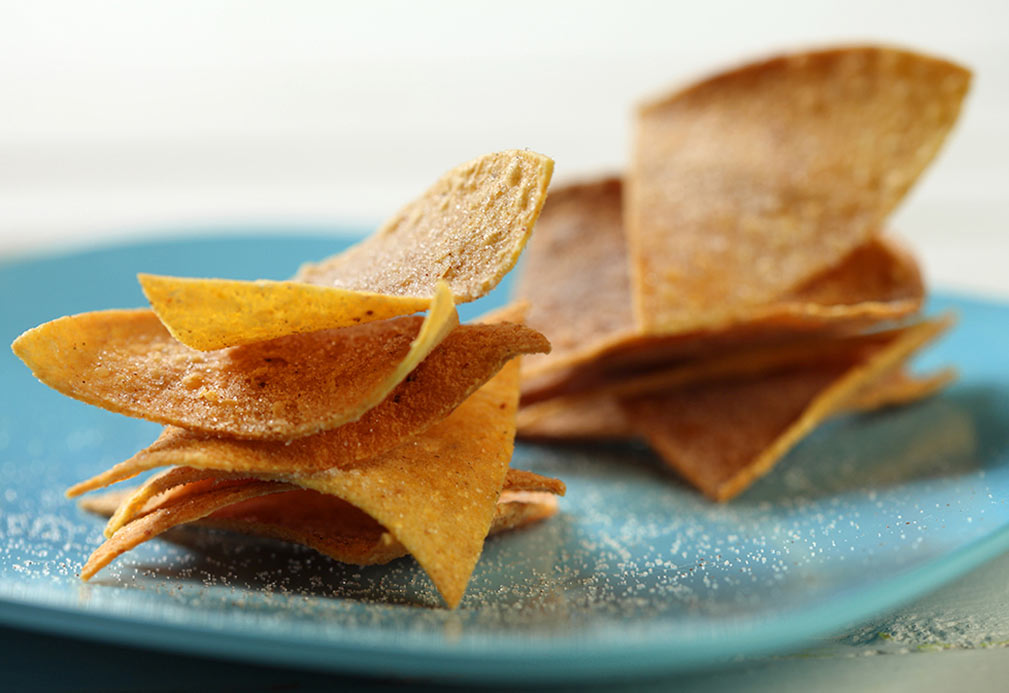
(517, 47, 970, 501)
(13, 150, 566, 608)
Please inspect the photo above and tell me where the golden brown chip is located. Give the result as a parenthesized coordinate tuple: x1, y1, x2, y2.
(15, 284, 458, 441)
(139, 275, 431, 351)
(622, 317, 953, 501)
(286, 358, 523, 607)
(846, 367, 956, 413)
(627, 46, 969, 332)
(145, 151, 553, 350)
(518, 178, 925, 403)
(80, 468, 565, 580)
(66, 320, 550, 498)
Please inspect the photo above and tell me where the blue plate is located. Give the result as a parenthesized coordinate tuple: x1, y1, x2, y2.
(1, 232, 1008, 684)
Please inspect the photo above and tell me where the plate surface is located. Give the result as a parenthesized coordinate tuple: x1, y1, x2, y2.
(1, 233, 1008, 684)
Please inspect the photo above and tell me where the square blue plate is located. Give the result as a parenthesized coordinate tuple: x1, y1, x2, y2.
(2, 232, 1008, 684)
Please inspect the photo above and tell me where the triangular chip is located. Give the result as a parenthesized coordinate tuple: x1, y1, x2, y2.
(145, 150, 554, 350)
(79, 468, 565, 583)
(518, 178, 925, 402)
(66, 320, 550, 497)
(14, 283, 458, 441)
(627, 46, 969, 332)
(621, 317, 952, 501)
(286, 358, 523, 607)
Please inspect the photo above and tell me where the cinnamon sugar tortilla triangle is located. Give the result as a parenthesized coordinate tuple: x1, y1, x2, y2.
(144, 150, 553, 350)
(15, 283, 459, 441)
(626, 46, 969, 332)
(622, 317, 952, 501)
(518, 178, 925, 403)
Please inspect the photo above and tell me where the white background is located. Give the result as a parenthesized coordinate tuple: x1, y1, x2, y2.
(1, 0, 1007, 295)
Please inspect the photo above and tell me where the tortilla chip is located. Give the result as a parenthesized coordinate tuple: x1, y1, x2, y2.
(286, 358, 523, 607)
(622, 317, 953, 501)
(66, 320, 549, 497)
(138, 275, 431, 351)
(14, 283, 459, 441)
(846, 367, 956, 413)
(518, 177, 925, 403)
(80, 469, 565, 581)
(627, 46, 969, 332)
(146, 151, 553, 350)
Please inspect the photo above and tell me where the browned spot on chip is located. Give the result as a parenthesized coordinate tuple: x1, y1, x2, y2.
(622, 317, 953, 501)
(67, 321, 550, 497)
(627, 46, 969, 331)
(518, 178, 926, 403)
(16, 284, 458, 441)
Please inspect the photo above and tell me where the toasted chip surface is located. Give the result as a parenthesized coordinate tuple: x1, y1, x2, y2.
(139, 275, 432, 351)
(627, 46, 969, 331)
(298, 151, 554, 301)
(15, 284, 457, 441)
(67, 320, 550, 497)
(623, 317, 953, 501)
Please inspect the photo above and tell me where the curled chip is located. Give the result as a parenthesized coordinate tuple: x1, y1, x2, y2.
(144, 150, 554, 350)
(14, 283, 458, 441)
(80, 468, 566, 586)
(139, 275, 431, 351)
(627, 46, 969, 332)
(518, 178, 926, 403)
(622, 317, 953, 501)
(67, 319, 551, 497)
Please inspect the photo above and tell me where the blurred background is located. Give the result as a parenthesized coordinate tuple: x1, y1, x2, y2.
(1, 0, 1006, 294)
